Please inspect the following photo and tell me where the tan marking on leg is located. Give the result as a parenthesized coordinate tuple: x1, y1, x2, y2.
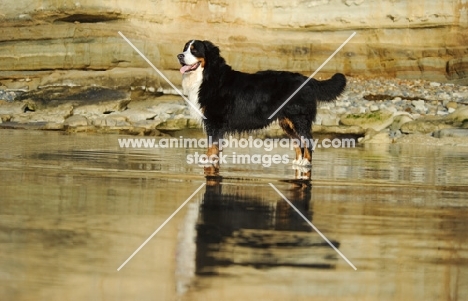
(279, 117, 295, 133)
(294, 145, 302, 161)
(279, 118, 302, 161)
(206, 144, 219, 158)
(204, 144, 220, 176)
(303, 148, 312, 162)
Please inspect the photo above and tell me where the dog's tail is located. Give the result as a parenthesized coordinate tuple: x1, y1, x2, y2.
(311, 73, 346, 102)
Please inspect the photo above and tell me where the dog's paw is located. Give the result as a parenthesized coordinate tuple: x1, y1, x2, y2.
(292, 157, 303, 165)
(292, 164, 311, 173)
(300, 158, 311, 166)
(198, 163, 214, 168)
(204, 165, 219, 176)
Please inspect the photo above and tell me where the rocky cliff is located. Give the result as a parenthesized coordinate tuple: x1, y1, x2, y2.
(0, 0, 467, 94)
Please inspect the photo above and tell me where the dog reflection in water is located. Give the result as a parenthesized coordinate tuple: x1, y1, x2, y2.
(180, 177, 341, 276)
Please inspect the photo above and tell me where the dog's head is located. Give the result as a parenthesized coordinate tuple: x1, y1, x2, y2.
(177, 40, 220, 74)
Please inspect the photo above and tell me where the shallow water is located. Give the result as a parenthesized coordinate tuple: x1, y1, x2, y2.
(0, 129, 467, 301)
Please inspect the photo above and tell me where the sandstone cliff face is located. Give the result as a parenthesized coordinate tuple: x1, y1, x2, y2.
(0, 0, 467, 93)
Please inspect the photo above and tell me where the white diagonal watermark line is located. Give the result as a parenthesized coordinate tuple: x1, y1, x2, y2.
(268, 32, 356, 119)
(269, 183, 357, 270)
(117, 182, 206, 271)
(118, 31, 207, 120)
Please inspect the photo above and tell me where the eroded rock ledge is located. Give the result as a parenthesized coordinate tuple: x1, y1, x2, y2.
(0, 0, 467, 94)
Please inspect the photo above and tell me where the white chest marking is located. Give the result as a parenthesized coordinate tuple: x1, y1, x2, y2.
(182, 67, 204, 123)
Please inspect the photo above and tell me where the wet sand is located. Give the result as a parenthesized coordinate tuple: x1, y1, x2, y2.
(0, 129, 467, 300)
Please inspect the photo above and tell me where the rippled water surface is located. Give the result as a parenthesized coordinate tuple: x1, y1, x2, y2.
(0, 129, 467, 301)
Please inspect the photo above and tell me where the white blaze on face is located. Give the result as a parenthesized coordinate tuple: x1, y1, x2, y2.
(181, 40, 204, 123)
(180, 40, 200, 73)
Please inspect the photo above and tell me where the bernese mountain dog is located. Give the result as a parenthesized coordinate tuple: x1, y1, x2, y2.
(178, 40, 346, 177)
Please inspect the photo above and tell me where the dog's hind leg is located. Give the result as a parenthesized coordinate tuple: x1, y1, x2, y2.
(279, 117, 302, 163)
(279, 117, 312, 180)
(295, 119, 314, 166)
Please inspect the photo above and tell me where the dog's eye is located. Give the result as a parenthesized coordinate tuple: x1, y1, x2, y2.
(191, 49, 198, 53)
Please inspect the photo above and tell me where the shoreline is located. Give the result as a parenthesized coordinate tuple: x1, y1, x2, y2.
(1, 76, 467, 146)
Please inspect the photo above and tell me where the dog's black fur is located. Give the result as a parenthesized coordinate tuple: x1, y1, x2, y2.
(178, 40, 346, 173)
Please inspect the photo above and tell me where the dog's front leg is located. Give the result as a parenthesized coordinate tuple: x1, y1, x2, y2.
(204, 129, 224, 176)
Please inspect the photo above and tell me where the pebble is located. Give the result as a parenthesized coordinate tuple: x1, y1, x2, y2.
(0, 90, 22, 102)
(437, 110, 449, 116)
(319, 77, 468, 119)
(446, 101, 458, 109)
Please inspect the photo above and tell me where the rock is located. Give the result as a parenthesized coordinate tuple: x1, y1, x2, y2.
(453, 92, 468, 103)
(64, 115, 89, 127)
(321, 114, 339, 126)
(187, 118, 203, 129)
(447, 57, 468, 84)
(116, 109, 158, 123)
(313, 125, 365, 135)
(314, 114, 323, 125)
(91, 115, 129, 127)
(157, 112, 172, 121)
(131, 120, 162, 130)
(148, 103, 187, 115)
(336, 107, 347, 115)
(0, 90, 22, 101)
(348, 106, 367, 114)
(370, 105, 379, 112)
(316, 109, 339, 126)
(37, 68, 161, 94)
(389, 129, 402, 139)
(411, 100, 427, 112)
(0, 114, 11, 122)
(156, 119, 189, 131)
(42, 123, 65, 130)
(437, 109, 449, 116)
(340, 110, 394, 131)
(0, 100, 35, 115)
(18, 86, 130, 107)
(426, 104, 437, 115)
(448, 106, 468, 127)
(72, 99, 130, 115)
(390, 113, 414, 131)
(10, 104, 73, 124)
(400, 116, 453, 134)
(446, 101, 458, 110)
(318, 104, 332, 110)
(360, 129, 393, 144)
(433, 129, 468, 138)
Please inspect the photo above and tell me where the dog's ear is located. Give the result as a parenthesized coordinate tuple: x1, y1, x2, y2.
(202, 40, 220, 58)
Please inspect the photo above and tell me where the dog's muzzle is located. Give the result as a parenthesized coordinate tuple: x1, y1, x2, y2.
(178, 53, 201, 74)
(177, 53, 185, 65)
